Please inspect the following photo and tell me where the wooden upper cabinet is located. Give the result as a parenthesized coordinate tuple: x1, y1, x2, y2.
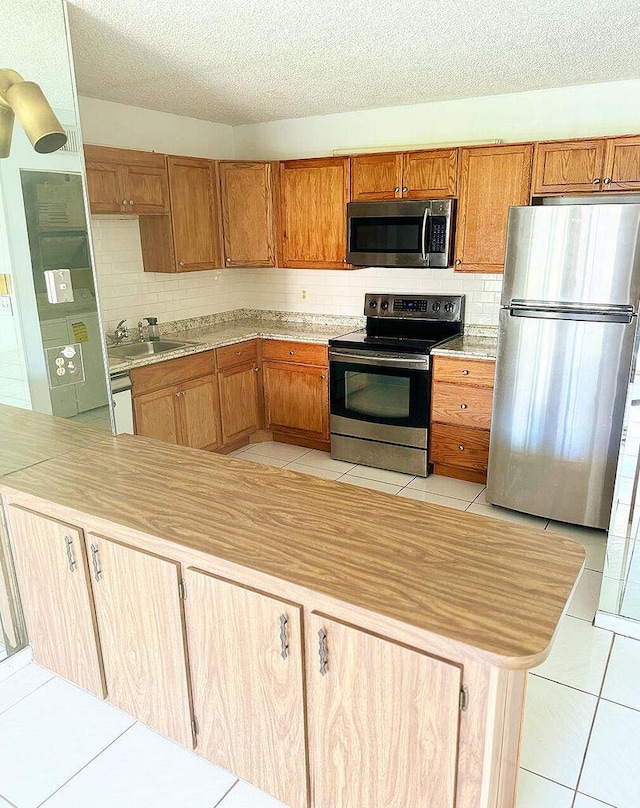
(454, 143, 533, 273)
(307, 613, 461, 808)
(351, 153, 403, 200)
(185, 569, 307, 808)
(84, 145, 169, 215)
(166, 156, 223, 271)
(280, 157, 350, 269)
(403, 148, 458, 198)
(532, 139, 606, 194)
(351, 149, 458, 201)
(603, 135, 640, 191)
(6, 507, 105, 698)
(86, 534, 194, 747)
(219, 161, 275, 267)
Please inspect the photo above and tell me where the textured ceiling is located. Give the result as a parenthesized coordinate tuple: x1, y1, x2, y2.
(67, 0, 640, 125)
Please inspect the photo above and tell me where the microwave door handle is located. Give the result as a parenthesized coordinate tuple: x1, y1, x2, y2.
(421, 208, 431, 263)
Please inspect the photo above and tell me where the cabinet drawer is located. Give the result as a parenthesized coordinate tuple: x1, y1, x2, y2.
(432, 383, 493, 429)
(131, 351, 217, 396)
(433, 356, 495, 387)
(217, 340, 259, 371)
(262, 339, 327, 366)
(430, 424, 490, 471)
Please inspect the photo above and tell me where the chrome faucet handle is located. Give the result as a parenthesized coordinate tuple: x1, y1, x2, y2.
(114, 319, 128, 342)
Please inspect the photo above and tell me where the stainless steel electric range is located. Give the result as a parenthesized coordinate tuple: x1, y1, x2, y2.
(329, 293, 465, 477)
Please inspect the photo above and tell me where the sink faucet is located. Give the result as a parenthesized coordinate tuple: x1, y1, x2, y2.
(138, 320, 145, 342)
(113, 319, 128, 343)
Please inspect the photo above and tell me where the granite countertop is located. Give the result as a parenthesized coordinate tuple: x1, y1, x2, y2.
(431, 334, 498, 360)
(108, 316, 359, 376)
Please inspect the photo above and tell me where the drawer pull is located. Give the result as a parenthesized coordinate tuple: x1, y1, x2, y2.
(320, 373, 326, 379)
(459, 445, 465, 451)
(253, 366, 259, 372)
(279, 614, 289, 660)
(462, 369, 469, 375)
(236, 350, 242, 355)
(460, 403, 467, 409)
(318, 629, 328, 675)
(289, 350, 295, 356)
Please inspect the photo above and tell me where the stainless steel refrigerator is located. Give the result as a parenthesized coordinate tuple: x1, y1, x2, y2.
(486, 203, 640, 529)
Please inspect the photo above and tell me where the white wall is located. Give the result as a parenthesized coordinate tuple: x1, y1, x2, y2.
(78, 97, 235, 158)
(92, 218, 244, 332)
(234, 78, 640, 159)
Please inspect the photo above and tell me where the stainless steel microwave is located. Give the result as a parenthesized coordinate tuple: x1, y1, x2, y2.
(346, 199, 455, 268)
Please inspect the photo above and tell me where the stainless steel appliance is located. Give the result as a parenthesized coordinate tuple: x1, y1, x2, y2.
(487, 203, 640, 529)
(329, 293, 464, 476)
(347, 199, 455, 267)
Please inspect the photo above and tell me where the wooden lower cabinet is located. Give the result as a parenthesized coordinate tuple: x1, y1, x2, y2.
(263, 361, 329, 443)
(180, 375, 221, 449)
(86, 534, 194, 747)
(6, 507, 104, 697)
(133, 386, 181, 444)
(185, 569, 307, 808)
(218, 364, 261, 444)
(307, 613, 461, 808)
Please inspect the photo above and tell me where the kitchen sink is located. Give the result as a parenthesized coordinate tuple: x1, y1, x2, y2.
(108, 340, 192, 359)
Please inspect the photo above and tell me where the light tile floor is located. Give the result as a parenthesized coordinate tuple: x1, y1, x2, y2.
(1, 440, 638, 807)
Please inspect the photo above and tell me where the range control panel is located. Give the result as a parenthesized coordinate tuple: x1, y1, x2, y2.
(364, 293, 465, 322)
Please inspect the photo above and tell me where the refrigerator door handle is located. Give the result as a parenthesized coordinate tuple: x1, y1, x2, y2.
(509, 307, 634, 324)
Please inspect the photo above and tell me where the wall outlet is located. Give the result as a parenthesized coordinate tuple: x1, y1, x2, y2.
(301, 289, 307, 300)
(0, 295, 13, 316)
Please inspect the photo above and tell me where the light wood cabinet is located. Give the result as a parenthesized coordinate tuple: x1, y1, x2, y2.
(218, 364, 261, 444)
(351, 149, 458, 201)
(86, 534, 193, 747)
(219, 161, 275, 267)
(185, 569, 307, 808)
(131, 352, 222, 450)
(279, 158, 351, 269)
(84, 146, 169, 215)
(532, 139, 606, 194)
(307, 613, 461, 808)
(6, 507, 104, 698)
(454, 144, 533, 274)
(603, 135, 640, 191)
(164, 156, 224, 272)
(430, 356, 496, 483)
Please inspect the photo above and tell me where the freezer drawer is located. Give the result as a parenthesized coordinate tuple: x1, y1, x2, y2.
(487, 309, 637, 528)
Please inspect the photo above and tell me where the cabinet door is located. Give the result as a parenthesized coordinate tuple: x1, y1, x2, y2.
(403, 148, 458, 198)
(167, 156, 223, 271)
(185, 569, 307, 808)
(351, 153, 403, 201)
(603, 135, 640, 191)
(123, 164, 170, 214)
(219, 162, 275, 267)
(84, 162, 124, 214)
(6, 507, 104, 697)
(86, 534, 193, 747)
(455, 144, 533, 273)
(133, 386, 181, 444)
(263, 361, 328, 440)
(532, 139, 606, 194)
(280, 158, 350, 269)
(218, 364, 260, 444)
(308, 614, 461, 808)
(178, 374, 221, 450)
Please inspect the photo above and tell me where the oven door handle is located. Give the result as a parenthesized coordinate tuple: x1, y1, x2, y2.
(420, 207, 431, 263)
(329, 351, 430, 370)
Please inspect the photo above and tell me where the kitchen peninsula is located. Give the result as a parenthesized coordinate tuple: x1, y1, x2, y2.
(0, 405, 584, 808)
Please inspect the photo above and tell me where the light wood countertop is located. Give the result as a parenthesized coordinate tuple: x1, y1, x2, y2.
(0, 410, 584, 668)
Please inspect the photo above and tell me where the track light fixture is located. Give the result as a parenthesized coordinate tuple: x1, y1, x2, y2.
(0, 69, 67, 159)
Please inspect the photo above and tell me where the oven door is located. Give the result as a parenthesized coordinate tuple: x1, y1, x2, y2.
(329, 350, 431, 449)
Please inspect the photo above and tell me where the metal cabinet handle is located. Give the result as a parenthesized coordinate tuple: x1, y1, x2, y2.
(179, 261, 186, 267)
(64, 536, 76, 572)
(394, 186, 400, 193)
(462, 369, 469, 375)
(121, 199, 128, 205)
(236, 349, 242, 355)
(459, 444, 465, 451)
(253, 366, 259, 372)
(226, 257, 231, 262)
(454, 259, 462, 265)
(289, 350, 295, 356)
(603, 177, 612, 185)
(402, 186, 408, 192)
(460, 403, 467, 409)
(593, 178, 601, 185)
(318, 628, 328, 675)
(279, 614, 289, 659)
(90, 544, 102, 582)
(129, 199, 134, 205)
(320, 373, 326, 379)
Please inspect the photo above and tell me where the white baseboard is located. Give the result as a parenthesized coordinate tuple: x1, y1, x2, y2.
(0, 646, 33, 683)
(595, 610, 640, 640)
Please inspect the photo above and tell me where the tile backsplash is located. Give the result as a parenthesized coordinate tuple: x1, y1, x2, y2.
(91, 217, 503, 332)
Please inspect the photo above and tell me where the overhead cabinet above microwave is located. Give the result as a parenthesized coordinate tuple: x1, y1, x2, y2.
(347, 199, 455, 268)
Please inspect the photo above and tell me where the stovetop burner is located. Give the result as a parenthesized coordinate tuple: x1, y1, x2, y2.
(329, 293, 465, 355)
